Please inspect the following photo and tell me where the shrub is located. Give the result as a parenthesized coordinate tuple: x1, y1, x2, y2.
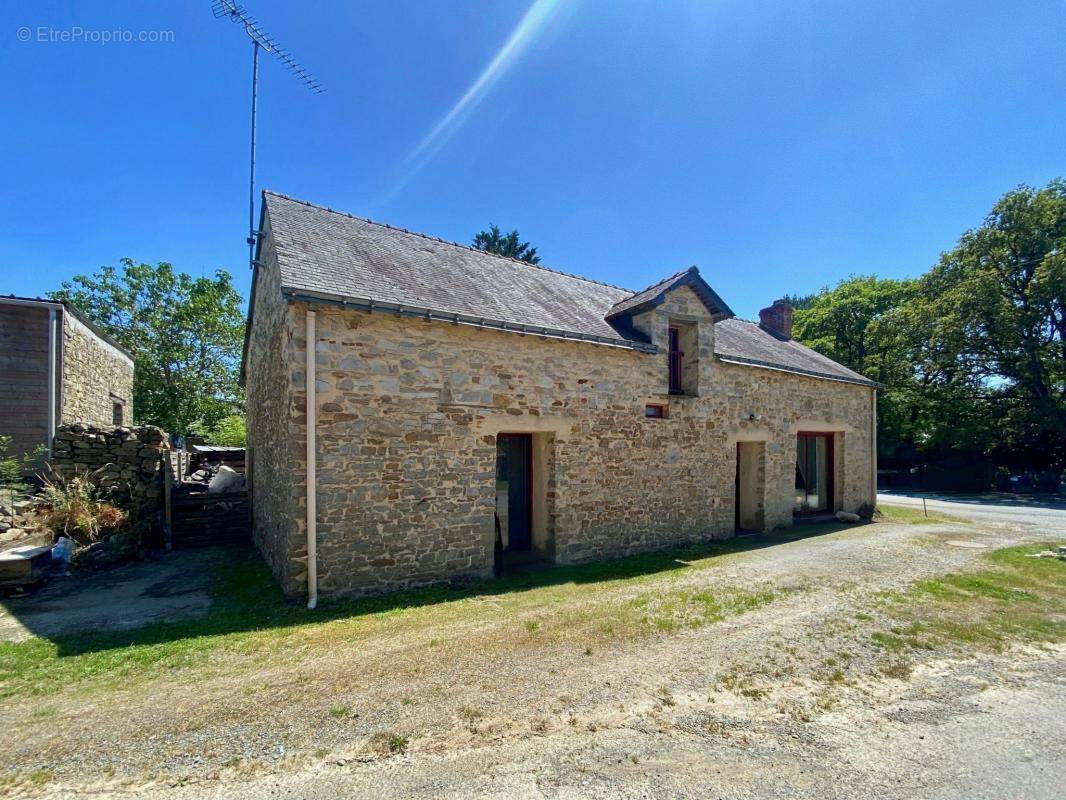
(0, 434, 47, 506)
(39, 472, 127, 546)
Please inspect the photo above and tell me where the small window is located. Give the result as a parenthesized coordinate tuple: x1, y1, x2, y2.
(645, 403, 666, 419)
(112, 401, 124, 426)
(667, 321, 699, 396)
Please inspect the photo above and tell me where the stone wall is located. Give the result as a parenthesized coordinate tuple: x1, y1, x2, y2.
(49, 424, 169, 516)
(61, 310, 134, 428)
(245, 223, 304, 592)
(248, 274, 876, 600)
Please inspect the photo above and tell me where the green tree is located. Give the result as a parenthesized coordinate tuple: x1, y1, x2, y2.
(904, 180, 1066, 469)
(781, 292, 817, 311)
(190, 414, 247, 447)
(52, 259, 245, 435)
(792, 276, 920, 464)
(792, 276, 916, 376)
(472, 225, 541, 263)
(792, 179, 1066, 476)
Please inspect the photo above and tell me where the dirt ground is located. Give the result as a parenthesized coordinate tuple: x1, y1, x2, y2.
(0, 550, 218, 643)
(2, 498, 1064, 799)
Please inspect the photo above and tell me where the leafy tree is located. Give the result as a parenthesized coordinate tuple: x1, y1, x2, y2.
(792, 276, 920, 464)
(904, 180, 1066, 469)
(792, 179, 1066, 477)
(190, 414, 247, 447)
(792, 276, 916, 377)
(472, 225, 541, 263)
(52, 259, 245, 435)
(781, 292, 817, 311)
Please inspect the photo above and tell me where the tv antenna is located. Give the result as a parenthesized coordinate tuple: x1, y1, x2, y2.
(212, 1, 325, 269)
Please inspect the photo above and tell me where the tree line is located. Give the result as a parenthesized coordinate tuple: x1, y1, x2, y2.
(791, 179, 1065, 486)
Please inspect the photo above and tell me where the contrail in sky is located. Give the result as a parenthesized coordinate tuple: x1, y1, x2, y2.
(373, 0, 567, 207)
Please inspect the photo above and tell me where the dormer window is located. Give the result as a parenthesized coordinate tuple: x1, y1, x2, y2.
(668, 322, 698, 395)
(668, 327, 683, 394)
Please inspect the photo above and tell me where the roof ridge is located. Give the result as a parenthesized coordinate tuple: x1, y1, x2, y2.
(611, 266, 694, 308)
(262, 189, 636, 293)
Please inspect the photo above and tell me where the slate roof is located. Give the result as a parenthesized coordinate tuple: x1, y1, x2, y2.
(606, 266, 733, 320)
(258, 191, 878, 387)
(264, 191, 641, 348)
(714, 318, 877, 386)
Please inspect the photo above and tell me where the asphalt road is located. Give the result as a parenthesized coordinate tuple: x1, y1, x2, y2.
(878, 491, 1066, 532)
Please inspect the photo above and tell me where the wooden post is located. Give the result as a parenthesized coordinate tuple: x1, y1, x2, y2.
(164, 452, 174, 550)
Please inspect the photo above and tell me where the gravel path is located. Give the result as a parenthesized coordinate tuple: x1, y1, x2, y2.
(8, 500, 1065, 799)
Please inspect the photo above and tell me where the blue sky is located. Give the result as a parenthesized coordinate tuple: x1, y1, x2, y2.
(1, 1, 1063, 319)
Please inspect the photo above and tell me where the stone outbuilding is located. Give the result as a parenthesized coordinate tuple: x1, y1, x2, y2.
(0, 296, 134, 463)
(243, 191, 879, 602)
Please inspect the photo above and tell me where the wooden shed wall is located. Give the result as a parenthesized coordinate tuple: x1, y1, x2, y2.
(0, 303, 56, 460)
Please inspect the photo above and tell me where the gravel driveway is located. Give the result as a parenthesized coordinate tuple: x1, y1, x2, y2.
(8, 498, 1065, 800)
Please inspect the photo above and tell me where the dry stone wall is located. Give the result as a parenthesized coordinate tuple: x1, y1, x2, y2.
(49, 424, 169, 516)
(249, 277, 876, 600)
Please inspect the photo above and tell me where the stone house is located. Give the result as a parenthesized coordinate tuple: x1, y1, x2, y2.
(0, 296, 134, 462)
(243, 191, 879, 603)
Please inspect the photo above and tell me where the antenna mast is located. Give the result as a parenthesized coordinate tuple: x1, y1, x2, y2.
(212, 1, 325, 269)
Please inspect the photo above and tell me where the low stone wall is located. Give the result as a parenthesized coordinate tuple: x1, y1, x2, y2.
(48, 424, 170, 516)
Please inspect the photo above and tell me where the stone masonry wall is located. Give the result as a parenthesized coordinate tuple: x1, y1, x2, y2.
(250, 278, 876, 600)
(61, 311, 134, 428)
(49, 424, 169, 516)
(245, 224, 304, 593)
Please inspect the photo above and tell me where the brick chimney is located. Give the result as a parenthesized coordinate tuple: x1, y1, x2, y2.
(758, 299, 793, 339)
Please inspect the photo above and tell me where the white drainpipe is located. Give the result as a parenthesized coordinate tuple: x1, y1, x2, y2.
(305, 307, 318, 609)
(47, 307, 57, 455)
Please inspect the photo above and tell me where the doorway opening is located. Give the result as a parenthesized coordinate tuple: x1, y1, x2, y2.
(495, 433, 532, 556)
(495, 432, 557, 571)
(795, 432, 835, 516)
(734, 441, 766, 534)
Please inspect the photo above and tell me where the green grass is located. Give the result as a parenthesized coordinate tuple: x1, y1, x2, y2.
(0, 533, 807, 701)
(626, 586, 778, 632)
(877, 504, 970, 525)
(367, 731, 408, 755)
(870, 543, 1066, 655)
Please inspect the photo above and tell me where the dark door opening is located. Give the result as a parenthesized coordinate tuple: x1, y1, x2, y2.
(495, 433, 532, 552)
(668, 326, 684, 395)
(795, 432, 834, 515)
(735, 441, 765, 534)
